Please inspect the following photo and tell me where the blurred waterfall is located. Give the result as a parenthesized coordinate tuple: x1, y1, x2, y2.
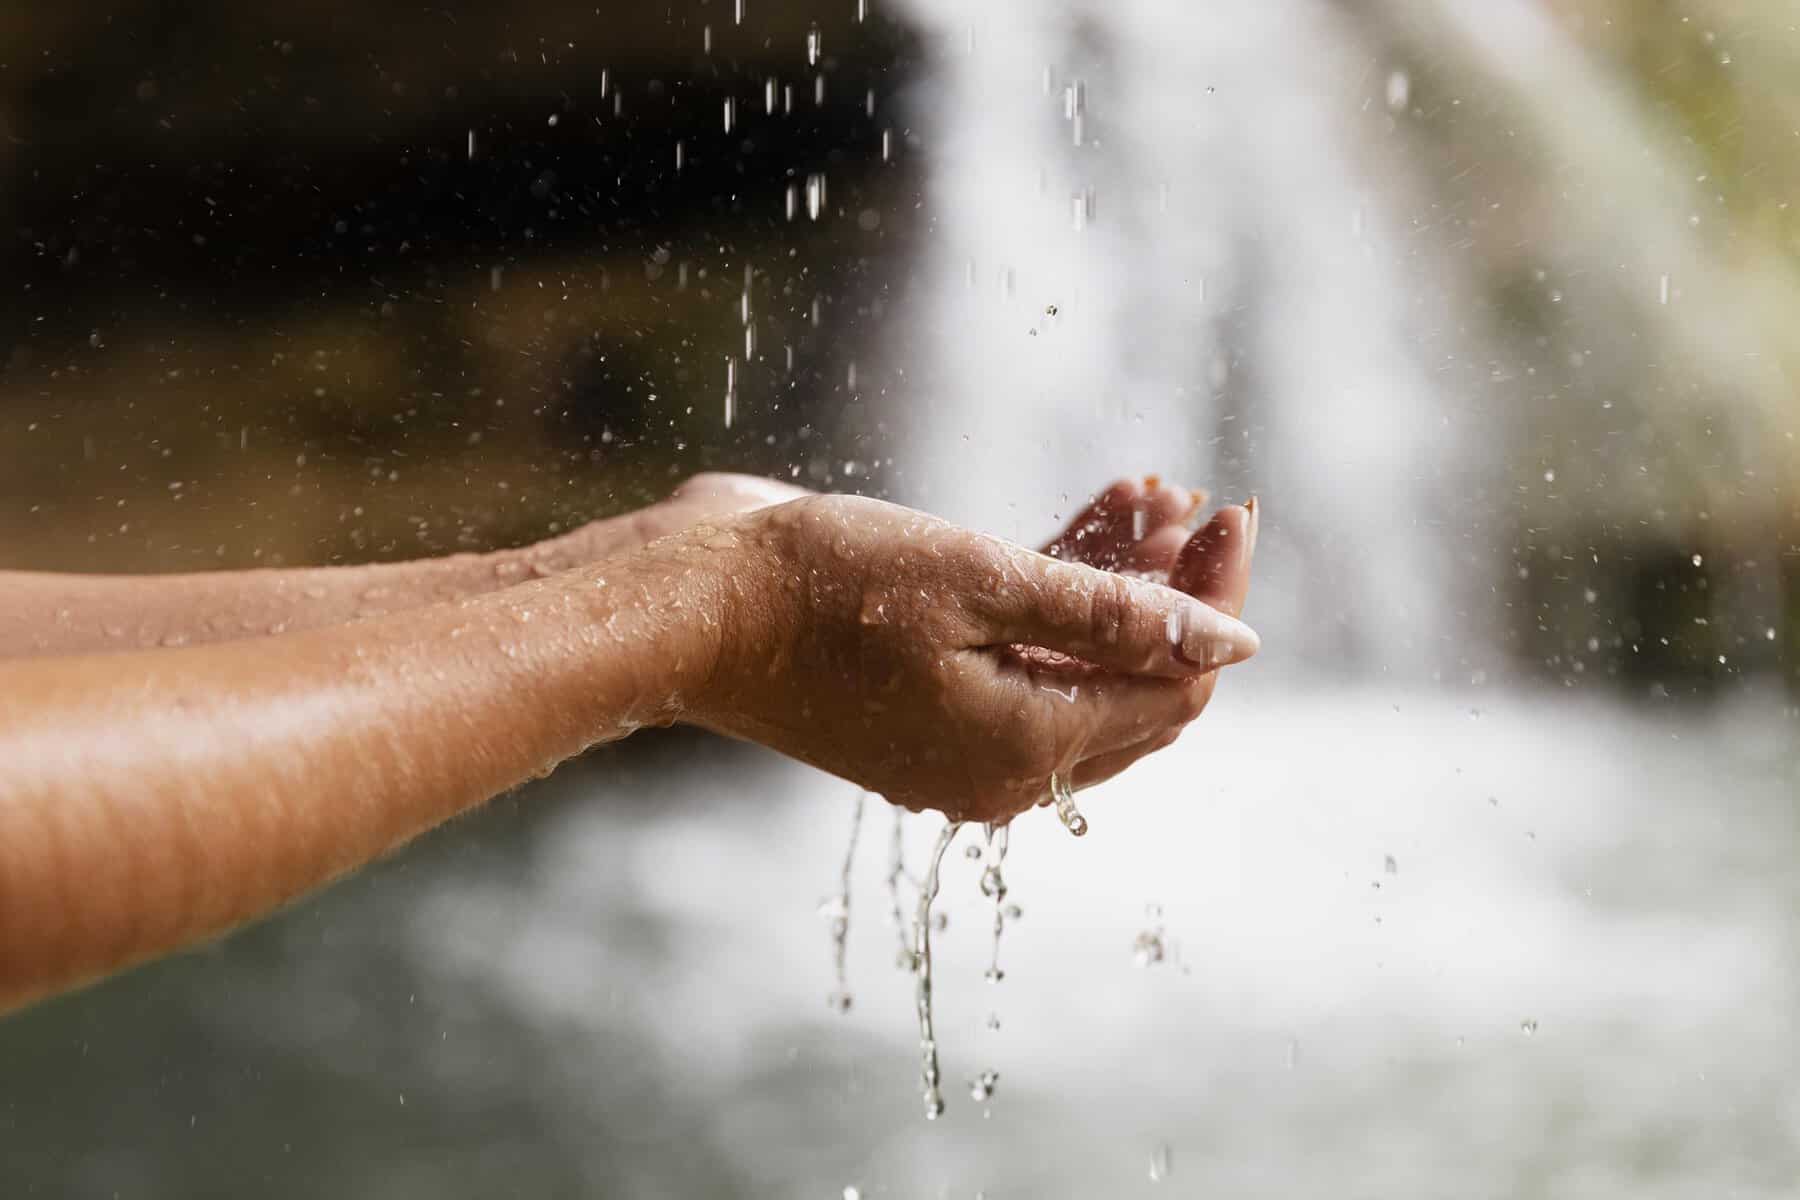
(885, 0, 1475, 674)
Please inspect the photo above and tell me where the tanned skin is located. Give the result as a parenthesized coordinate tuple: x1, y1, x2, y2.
(0, 473, 1257, 1014)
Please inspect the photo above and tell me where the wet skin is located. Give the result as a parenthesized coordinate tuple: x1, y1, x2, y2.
(0, 474, 1256, 1013)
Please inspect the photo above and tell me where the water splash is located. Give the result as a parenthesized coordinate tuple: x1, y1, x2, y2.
(913, 820, 964, 1119)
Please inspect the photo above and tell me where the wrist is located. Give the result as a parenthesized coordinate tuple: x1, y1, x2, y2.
(567, 523, 768, 733)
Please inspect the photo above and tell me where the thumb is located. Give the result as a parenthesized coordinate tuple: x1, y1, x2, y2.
(979, 550, 1260, 678)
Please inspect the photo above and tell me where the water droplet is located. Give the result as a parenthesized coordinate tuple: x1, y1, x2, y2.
(806, 172, 827, 221)
(1385, 70, 1410, 112)
(1050, 772, 1087, 836)
(1383, 854, 1398, 875)
(806, 25, 821, 66)
(1148, 1143, 1173, 1183)
(723, 96, 736, 134)
(724, 357, 738, 428)
(1658, 273, 1671, 305)
(969, 1069, 999, 1102)
(1520, 1018, 1539, 1036)
(546, 112, 559, 127)
(1691, 553, 1704, 567)
(734, 0, 744, 24)
(964, 844, 983, 861)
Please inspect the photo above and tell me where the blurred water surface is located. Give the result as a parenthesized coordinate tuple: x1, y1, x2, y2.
(5, 683, 1798, 1196)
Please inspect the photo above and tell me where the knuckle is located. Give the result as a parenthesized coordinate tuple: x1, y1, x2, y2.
(1084, 572, 1135, 649)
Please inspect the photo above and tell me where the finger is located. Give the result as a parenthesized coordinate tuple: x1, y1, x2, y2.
(980, 553, 1259, 678)
(1007, 652, 1212, 756)
(1041, 479, 1140, 562)
(1070, 727, 1182, 791)
(1121, 523, 1190, 576)
(1042, 479, 1205, 568)
(1139, 476, 1205, 529)
(1169, 498, 1257, 619)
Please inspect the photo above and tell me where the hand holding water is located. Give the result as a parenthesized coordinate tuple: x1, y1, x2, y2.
(688, 484, 1259, 824)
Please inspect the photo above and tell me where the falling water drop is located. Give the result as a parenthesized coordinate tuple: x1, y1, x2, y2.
(914, 821, 963, 1120)
(1149, 1143, 1173, 1183)
(784, 183, 798, 222)
(857, 0, 869, 21)
(674, 140, 685, 172)
(806, 173, 827, 220)
(723, 96, 737, 134)
(734, 0, 744, 24)
(1050, 772, 1087, 836)
(1658, 273, 1671, 305)
(1133, 903, 1167, 967)
(880, 129, 892, 162)
(886, 806, 917, 970)
(764, 76, 778, 114)
(1385, 70, 1410, 112)
(824, 792, 867, 1013)
(980, 822, 1010, 985)
(807, 25, 822, 66)
(466, 129, 477, 160)
(702, 24, 712, 53)
(744, 322, 758, 359)
(724, 357, 738, 429)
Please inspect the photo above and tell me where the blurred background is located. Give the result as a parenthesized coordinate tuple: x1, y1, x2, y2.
(3, 1, 1799, 1196)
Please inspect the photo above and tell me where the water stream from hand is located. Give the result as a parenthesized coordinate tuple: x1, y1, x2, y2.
(911, 820, 964, 1119)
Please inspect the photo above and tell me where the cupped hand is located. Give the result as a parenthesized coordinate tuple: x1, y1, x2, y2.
(688, 492, 1259, 824)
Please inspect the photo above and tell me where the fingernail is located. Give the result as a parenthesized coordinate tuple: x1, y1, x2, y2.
(1173, 601, 1260, 669)
(1244, 496, 1260, 557)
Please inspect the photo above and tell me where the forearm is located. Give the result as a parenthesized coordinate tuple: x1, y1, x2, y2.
(0, 537, 729, 1012)
(0, 519, 638, 660)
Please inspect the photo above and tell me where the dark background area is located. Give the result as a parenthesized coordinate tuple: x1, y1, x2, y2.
(1, 1, 923, 572)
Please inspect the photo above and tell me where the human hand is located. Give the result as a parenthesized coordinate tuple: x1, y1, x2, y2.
(1055, 484, 1258, 792)
(1041, 476, 1206, 576)
(687, 493, 1259, 823)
